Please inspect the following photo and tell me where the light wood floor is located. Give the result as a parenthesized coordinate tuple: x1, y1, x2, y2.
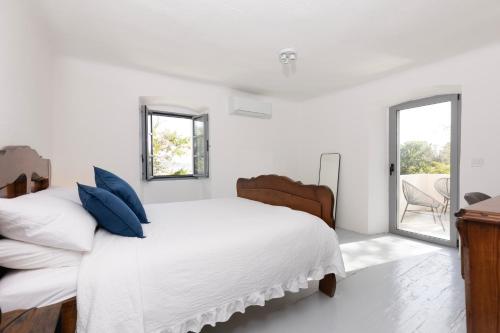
(203, 229, 465, 333)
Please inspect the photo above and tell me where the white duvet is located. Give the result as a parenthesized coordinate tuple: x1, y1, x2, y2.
(77, 198, 345, 333)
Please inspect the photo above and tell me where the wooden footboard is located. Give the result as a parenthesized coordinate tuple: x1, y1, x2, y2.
(59, 298, 77, 333)
(0, 298, 76, 333)
(237, 175, 337, 297)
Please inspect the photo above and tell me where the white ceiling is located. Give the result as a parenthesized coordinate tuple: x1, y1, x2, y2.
(37, 0, 500, 100)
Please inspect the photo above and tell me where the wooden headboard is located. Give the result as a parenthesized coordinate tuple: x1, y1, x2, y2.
(0, 146, 51, 279)
(0, 146, 50, 199)
(237, 175, 335, 229)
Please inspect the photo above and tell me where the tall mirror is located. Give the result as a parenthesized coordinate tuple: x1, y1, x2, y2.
(318, 153, 341, 220)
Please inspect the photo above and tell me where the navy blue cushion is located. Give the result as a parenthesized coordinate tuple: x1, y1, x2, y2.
(94, 167, 149, 224)
(77, 183, 145, 238)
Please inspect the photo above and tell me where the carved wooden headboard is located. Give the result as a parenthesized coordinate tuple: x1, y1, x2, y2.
(0, 146, 51, 279)
(237, 175, 335, 229)
(0, 146, 50, 199)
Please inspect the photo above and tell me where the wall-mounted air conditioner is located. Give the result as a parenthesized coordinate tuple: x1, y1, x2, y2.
(228, 96, 272, 119)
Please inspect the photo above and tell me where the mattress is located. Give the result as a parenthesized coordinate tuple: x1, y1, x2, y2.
(77, 197, 345, 333)
(0, 266, 78, 312)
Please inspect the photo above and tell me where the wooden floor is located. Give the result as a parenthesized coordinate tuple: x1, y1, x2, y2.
(203, 229, 465, 333)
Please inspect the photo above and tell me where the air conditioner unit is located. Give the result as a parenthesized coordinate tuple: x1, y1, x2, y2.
(229, 96, 272, 119)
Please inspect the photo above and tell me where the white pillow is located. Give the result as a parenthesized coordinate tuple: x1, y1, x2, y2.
(0, 194, 96, 251)
(0, 267, 78, 312)
(34, 186, 81, 204)
(0, 239, 82, 269)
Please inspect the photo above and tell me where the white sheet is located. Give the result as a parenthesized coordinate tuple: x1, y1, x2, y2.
(77, 198, 345, 333)
(0, 266, 78, 312)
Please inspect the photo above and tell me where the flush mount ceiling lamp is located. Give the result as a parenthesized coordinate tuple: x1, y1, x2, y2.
(279, 48, 297, 76)
(279, 48, 297, 64)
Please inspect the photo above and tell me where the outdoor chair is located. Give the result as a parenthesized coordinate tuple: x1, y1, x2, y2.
(401, 180, 445, 231)
(434, 177, 451, 213)
(464, 192, 491, 205)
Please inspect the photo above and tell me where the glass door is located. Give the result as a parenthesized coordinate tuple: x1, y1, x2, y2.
(389, 95, 460, 246)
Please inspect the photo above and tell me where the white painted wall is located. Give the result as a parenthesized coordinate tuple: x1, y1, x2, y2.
(297, 42, 500, 234)
(50, 57, 300, 203)
(4, 2, 500, 235)
(0, 0, 53, 157)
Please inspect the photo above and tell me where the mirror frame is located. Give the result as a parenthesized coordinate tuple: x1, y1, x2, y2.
(318, 153, 341, 220)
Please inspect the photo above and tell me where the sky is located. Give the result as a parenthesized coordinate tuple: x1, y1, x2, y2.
(399, 101, 451, 149)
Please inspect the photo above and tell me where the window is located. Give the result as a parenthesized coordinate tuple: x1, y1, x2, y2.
(142, 106, 209, 180)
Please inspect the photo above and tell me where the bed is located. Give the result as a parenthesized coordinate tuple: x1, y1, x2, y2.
(0, 146, 345, 333)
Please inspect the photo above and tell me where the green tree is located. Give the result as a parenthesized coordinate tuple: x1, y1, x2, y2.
(152, 119, 191, 176)
(428, 161, 450, 174)
(400, 141, 434, 174)
(438, 142, 451, 164)
(400, 141, 450, 175)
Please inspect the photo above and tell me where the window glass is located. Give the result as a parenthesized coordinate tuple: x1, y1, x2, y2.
(152, 115, 193, 176)
(143, 107, 209, 179)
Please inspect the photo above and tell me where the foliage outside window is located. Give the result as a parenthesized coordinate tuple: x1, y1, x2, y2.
(142, 106, 209, 179)
(400, 141, 450, 175)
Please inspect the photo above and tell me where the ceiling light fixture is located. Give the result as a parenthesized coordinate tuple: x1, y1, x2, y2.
(279, 48, 297, 64)
(279, 48, 297, 76)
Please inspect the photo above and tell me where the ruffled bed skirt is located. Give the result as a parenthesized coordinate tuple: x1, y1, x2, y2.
(167, 264, 339, 333)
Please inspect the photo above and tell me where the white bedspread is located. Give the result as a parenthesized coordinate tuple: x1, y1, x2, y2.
(77, 198, 345, 333)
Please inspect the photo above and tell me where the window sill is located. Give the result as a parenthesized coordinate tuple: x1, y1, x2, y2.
(145, 175, 208, 181)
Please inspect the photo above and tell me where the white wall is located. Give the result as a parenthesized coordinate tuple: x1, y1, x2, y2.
(50, 57, 300, 202)
(0, 0, 53, 157)
(297, 42, 500, 234)
(5, 2, 500, 234)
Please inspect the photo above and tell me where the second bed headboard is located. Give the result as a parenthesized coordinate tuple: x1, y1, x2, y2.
(0, 146, 51, 279)
(0, 146, 51, 198)
(236, 175, 335, 229)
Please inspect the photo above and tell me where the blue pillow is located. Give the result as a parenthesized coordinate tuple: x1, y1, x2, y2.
(94, 167, 149, 224)
(77, 183, 145, 238)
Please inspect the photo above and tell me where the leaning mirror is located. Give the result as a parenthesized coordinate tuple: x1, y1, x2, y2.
(318, 153, 341, 220)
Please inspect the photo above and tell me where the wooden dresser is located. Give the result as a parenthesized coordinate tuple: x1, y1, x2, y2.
(456, 196, 500, 333)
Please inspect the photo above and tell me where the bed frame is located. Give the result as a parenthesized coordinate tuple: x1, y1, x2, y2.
(0, 146, 337, 332)
(0, 146, 76, 333)
(237, 175, 337, 297)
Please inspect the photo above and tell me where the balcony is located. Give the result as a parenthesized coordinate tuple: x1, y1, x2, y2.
(398, 173, 450, 240)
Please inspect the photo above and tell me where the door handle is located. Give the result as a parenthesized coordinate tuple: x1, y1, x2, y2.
(389, 163, 395, 176)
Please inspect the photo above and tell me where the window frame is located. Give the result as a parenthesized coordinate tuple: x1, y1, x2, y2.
(141, 106, 209, 181)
